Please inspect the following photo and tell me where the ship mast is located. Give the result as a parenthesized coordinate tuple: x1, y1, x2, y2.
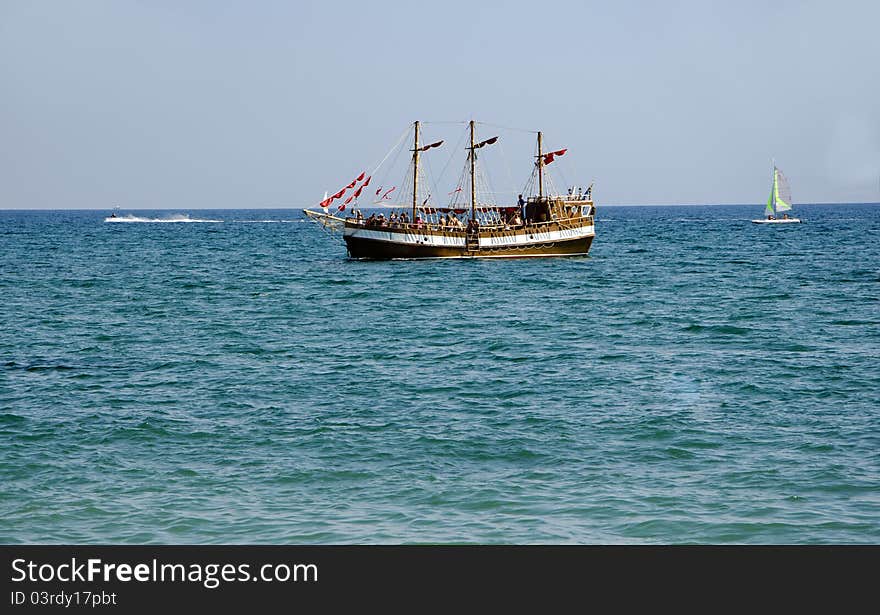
(469, 120, 476, 222)
(412, 121, 420, 221)
(537, 131, 544, 199)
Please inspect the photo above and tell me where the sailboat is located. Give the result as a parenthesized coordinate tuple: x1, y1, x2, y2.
(751, 163, 801, 224)
(304, 121, 596, 259)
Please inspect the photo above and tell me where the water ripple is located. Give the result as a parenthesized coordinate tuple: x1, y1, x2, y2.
(1, 205, 879, 544)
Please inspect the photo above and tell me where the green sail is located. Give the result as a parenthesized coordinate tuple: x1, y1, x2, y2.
(765, 172, 775, 215)
(761, 165, 795, 218)
(773, 168, 792, 212)
(775, 194, 792, 211)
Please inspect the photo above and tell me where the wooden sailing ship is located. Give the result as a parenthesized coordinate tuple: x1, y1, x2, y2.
(304, 121, 595, 259)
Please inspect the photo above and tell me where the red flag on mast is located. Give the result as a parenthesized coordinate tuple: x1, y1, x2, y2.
(356, 171, 365, 181)
(543, 149, 567, 165)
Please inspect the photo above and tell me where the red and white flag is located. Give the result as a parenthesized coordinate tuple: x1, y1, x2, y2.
(543, 149, 567, 165)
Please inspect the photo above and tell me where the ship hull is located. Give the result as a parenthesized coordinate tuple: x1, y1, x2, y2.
(343, 220, 595, 259)
(750, 218, 801, 224)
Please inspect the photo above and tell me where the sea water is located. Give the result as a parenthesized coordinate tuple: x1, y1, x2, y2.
(1, 204, 878, 543)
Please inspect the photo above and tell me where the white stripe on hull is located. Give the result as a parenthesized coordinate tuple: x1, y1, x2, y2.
(344, 228, 465, 247)
(375, 252, 592, 259)
(343, 225, 595, 248)
(480, 226, 595, 247)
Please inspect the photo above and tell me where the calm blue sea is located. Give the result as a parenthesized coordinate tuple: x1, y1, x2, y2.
(1, 204, 878, 544)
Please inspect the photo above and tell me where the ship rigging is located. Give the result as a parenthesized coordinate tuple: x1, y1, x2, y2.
(304, 120, 596, 259)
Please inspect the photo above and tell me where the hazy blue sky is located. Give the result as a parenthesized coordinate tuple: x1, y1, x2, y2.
(2, 0, 879, 208)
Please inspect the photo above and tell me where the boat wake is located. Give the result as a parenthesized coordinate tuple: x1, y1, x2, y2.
(104, 214, 222, 223)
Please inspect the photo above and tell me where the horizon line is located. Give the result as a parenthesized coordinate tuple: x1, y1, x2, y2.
(2, 201, 879, 211)
(0, 201, 880, 211)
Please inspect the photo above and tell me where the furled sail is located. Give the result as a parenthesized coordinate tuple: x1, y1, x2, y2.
(417, 140, 444, 152)
(473, 136, 499, 149)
